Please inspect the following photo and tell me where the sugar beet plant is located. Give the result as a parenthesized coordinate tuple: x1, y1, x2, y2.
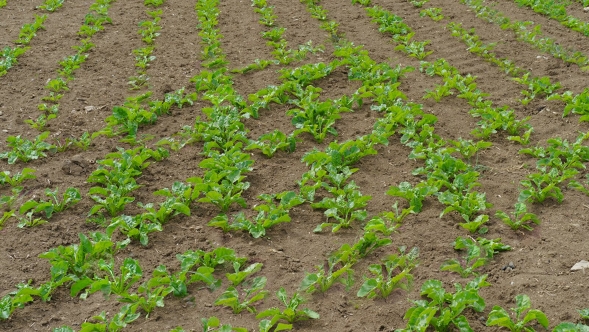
(396, 275, 490, 331)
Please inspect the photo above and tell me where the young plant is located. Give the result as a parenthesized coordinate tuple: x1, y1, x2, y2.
(300, 248, 354, 294)
(441, 237, 510, 278)
(214, 276, 268, 314)
(0, 131, 56, 164)
(387, 181, 438, 214)
(256, 288, 320, 329)
(76, 304, 140, 332)
(486, 294, 549, 331)
(245, 130, 297, 157)
(396, 275, 490, 332)
(419, 7, 444, 21)
(200, 317, 248, 332)
(44, 187, 81, 212)
(357, 247, 419, 299)
(312, 181, 371, 232)
(0, 168, 36, 187)
(495, 202, 540, 231)
(363, 203, 407, 235)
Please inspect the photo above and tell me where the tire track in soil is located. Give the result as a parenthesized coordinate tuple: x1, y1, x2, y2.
(0, 0, 98, 146)
(51, 0, 147, 138)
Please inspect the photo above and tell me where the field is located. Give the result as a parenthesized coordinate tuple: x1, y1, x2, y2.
(1, 0, 589, 330)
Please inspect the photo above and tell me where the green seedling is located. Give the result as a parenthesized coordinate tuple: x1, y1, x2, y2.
(257, 288, 319, 331)
(226, 262, 263, 286)
(0, 210, 15, 230)
(300, 249, 354, 294)
(312, 181, 371, 232)
(106, 214, 162, 246)
(441, 237, 510, 278)
(215, 276, 268, 314)
(548, 89, 589, 120)
(518, 168, 573, 204)
(0, 281, 41, 321)
(0, 131, 56, 164)
(357, 247, 419, 299)
(363, 204, 406, 235)
(450, 138, 492, 161)
(96, 257, 143, 297)
(44, 187, 81, 212)
(438, 190, 492, 224)
(120, 266, 173, 316)
(0, 47, 28, 76)
(420, 8, 444, 21)
(76, 304, 140, 332)
(424, 83, 453, 102)
(201, 317, 248, 332)
(245, 130, 297, 157)
(387, 181, 438, 214)
(496, 202, 540, 231)
(37, 0, 65, 11)
(396, 275, 490, 332)
(486, 294, 549, 331)
(0, 168, 36, 187)
(15, 15, 47, 45)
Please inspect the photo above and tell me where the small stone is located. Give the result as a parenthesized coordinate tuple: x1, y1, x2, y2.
(571, 260, 589, 271)
(508, 261, 515, 269)
(584, 6, 589, 12)
(84, 105, 95, 112)
(505, 267, 513, 272)
(0, 111, 3, 116)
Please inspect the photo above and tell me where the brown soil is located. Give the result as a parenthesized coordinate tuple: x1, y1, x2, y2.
(1, 0, 589, 331)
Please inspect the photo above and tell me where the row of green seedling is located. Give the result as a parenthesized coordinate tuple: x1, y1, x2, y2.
(0, 0, 68, 77)
(357, 2, 535, 144)
(231, 0, 323, 74)
(460, 0, 589, 71)
(449, 21, 589, 124)
(128, 0, 165, 90)
(32, 0, 116, 131)
(514, 0, 589, 37)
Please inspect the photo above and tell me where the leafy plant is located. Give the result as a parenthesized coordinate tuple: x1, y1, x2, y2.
(396, 275, 490, 332)
(357, 247, 419, 298)
(441, 237, 511, 277)
(495, 202, 540, 231)
(256, 287, 319, 329)
(201, 316, 248, 332)
(245, 130, 297, 157)
(76, 304, 140, 332)
(300, 248, 354, 294)
(0, 168, 36, 187)
(37, 0, 65, 11)
(387, 181, 438, 214)
(215, 276, 268, 314)
(420, 8, 444, 21)
(0, 131, 56, 164)
(312, 181, 371, 232)
(486, 294, 549, 331)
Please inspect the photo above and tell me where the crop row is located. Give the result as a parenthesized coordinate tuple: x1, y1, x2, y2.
(1, 0, 589, 330)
